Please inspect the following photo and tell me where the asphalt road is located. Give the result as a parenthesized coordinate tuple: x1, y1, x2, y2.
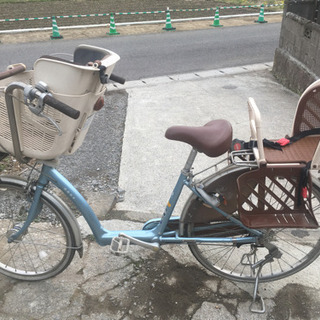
(0, 23, 281, 80)
(0, 22, 281, 194)
(3, 20, 320, 320)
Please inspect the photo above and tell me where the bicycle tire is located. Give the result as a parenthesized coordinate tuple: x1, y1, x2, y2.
(184, 165, 320, 282)
(0, 177, 77, 281)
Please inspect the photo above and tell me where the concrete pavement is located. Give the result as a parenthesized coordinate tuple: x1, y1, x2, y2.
(1, 63, 320, 319)
(116, 62, 299, 216)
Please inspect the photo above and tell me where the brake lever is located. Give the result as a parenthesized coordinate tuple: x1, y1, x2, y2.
(23, 83, 63, 135)
(38, 113, 62, 136)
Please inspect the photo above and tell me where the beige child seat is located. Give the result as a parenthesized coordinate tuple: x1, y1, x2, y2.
(0, 44, 120, 161)
(238, 79, 320, 229)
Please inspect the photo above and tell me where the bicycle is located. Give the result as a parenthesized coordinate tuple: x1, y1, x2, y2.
(0, 44, 320, 314)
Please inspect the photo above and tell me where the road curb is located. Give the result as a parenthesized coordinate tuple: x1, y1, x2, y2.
(107, 61, 274, 90)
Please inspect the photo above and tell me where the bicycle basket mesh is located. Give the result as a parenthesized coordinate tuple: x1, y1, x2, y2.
(0, 70, 105, 160)
(0, 72, 35, 155)
(0, 94, 12, 142)
(20, 106, 61, 152)
(0, 72, 64, 156)
(0, 45, 119, 161)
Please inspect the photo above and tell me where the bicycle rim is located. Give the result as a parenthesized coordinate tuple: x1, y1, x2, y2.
(0, 180, 75, 281)
(187, 180, 320, 283)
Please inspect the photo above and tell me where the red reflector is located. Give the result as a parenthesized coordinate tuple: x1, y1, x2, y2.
(94, 96, 104, 111)
(234, 143, 241, 151)
(302, 187, 308, 199)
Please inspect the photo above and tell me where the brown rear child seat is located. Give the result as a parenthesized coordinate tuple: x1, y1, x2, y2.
(238, 79, 320, 229)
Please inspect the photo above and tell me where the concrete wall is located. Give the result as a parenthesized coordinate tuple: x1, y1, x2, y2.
(273, 12, 320, 93)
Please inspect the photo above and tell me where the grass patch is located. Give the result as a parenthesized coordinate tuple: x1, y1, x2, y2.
(223, 0, 282, 5)
(0, 156, 11, 172)
(0, 0, 282, 4)
(0, 0, 64, 2)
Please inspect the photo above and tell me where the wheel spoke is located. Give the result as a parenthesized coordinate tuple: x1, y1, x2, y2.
(0, 180, 75, 280)
(186, 165, 320, 282)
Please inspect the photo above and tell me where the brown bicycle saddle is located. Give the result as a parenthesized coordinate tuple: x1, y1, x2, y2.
(165, 119, 232, 157)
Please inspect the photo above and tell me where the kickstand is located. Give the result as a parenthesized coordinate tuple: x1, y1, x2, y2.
(246, 243, 282, 313)
(250, 264, 266, 313)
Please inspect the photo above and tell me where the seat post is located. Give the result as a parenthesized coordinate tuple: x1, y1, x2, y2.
(182, 148, 198, 174)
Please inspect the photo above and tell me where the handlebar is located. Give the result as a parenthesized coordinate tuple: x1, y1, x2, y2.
(4, 82, 81, 162)
(0, 64, 26, 81)
(42, 94, 80, 120)
(8, 82, 80, 120)
(109, 74, 126, 85)
(98, 65, 126, 85)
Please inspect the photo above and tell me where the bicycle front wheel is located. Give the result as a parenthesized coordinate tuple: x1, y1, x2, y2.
(0, 177, 76, 281)
(184, 165, 320, 282)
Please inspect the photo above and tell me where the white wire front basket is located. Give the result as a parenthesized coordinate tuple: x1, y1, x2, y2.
(0, 45, 120, 161)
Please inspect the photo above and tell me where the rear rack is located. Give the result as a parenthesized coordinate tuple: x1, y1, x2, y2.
(230, 149, 258, 167)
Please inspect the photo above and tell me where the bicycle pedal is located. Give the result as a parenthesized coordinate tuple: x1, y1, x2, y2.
(110, 236, 130, 255)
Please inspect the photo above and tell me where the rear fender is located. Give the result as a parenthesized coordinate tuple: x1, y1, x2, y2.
(179, 164, 251, 234)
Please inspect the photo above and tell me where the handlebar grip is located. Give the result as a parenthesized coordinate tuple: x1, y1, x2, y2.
(43, 95, 80, 120)
(0, 64, 26, 81)
(109, 74, 126, 85)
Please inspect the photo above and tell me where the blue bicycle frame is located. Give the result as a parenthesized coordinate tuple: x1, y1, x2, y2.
(8, 149, 262, 247)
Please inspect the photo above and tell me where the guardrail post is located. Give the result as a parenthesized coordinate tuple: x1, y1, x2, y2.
(163, 7, 176, 31)
(50, 16, 63, 39)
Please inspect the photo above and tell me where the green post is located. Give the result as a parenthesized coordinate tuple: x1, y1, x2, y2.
(162, 7, 176, 31)
(255, 5, 268, 23)
(50, 16, 63, 40)
(108, 13, 120, 35)
(210, 8, 223, 27)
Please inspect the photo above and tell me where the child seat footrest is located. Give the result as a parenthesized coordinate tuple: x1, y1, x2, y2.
(240, 212, 318, 229)
(237, 166, 319, 229)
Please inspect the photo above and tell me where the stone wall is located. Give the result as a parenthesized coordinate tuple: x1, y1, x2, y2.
(273, 12, 320, 93)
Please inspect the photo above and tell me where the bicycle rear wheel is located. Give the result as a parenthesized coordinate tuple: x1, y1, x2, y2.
(0, 177, 76, 281)
(184, 165, 320, 282)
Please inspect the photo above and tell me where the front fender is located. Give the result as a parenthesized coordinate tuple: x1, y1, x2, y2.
(0, 175, 83, 257)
